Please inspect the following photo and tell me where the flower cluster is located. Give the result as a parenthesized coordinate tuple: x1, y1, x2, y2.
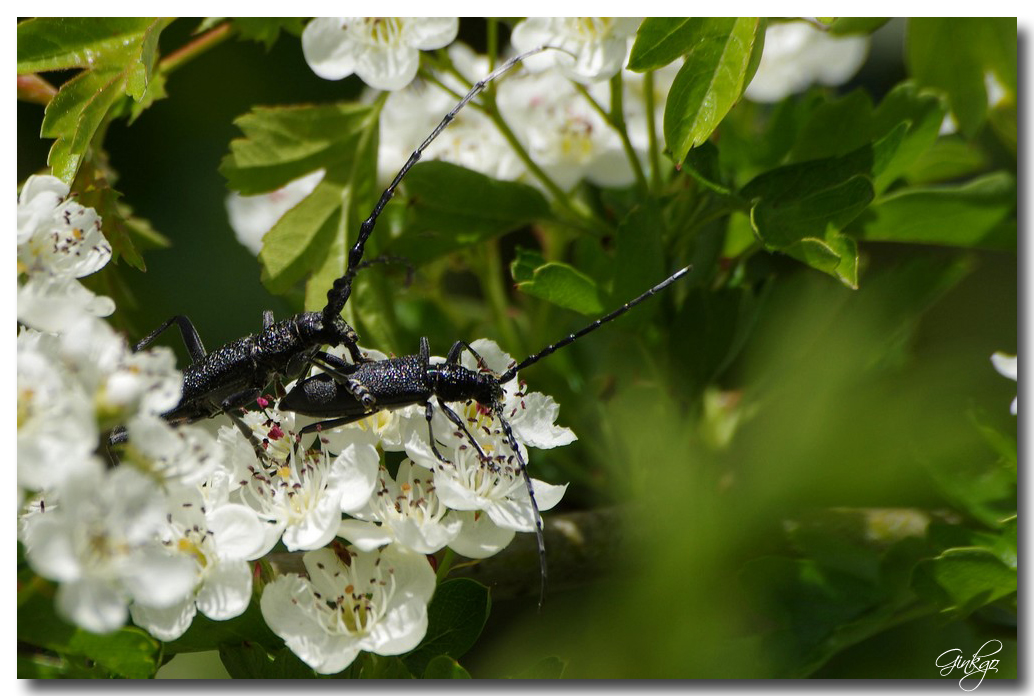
(17, 175, 114, 331)
(18, 178, 573, 673)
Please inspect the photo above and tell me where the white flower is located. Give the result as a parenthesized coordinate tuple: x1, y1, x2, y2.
(745, 21, 869, 103)
(991, 352, 1017, 415)
(510, 17, 641, 84)
(17, 174, 114, 331)
(17, 274, 115, 331)
(17, 327, 97, 492)
(497, 69, 633, 189)
(51, 314, 181, 426)
(455, 339, 577, 451)
(261, 544, 436, 674)
(423, 442, 568, 538)
(18, 174, 111, 278)
(125, 414, 222, 487)
(19, 466, 197, 634)
(337, 459, 462, 554)
(447, 509, 519, 559)
(225, 170, 325, 255)
(302, 17, 459, 91)
(377, 44, 524, 184)
(129, 488, 266, 641)
(227, 410, 380, 554)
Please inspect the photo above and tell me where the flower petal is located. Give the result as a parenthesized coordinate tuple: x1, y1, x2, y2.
(403, 17, 459, 50)
(448, 510, 516, 558)
(130, 598, 197, 641)
(302, 17, 358, 81)
(196, 559, 253, 620)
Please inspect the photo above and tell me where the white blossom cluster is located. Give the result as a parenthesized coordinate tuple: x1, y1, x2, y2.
(229, 18, 873, 257)
(16, 174, 574, 673)
(227, 18, 673, 250)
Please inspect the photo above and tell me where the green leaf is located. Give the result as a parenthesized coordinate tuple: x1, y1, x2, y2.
(41, 70, 129, 182)
(28, 18, 172, 183)
(613, 203, 666, 312)
(221, 101, 383, 300)
(386, 161, 551, 266)
(742, 140, 884, 255)
(784, 228, 859, 289)
(788, 90, 875, 163)
(681, 140, 733, 196)
(17, 18, 168, 74)
(423, 655, 472, 679)
(18, 588, 161, 678)
(904, 136, 987, 185)
(973, 18, 1017, 93)
(870, 82, 946, 191)
(826, 18, 890, 35)
(855, 173, 1016, 250)
(664, 18, 762, 163)
(402, 578, 490, 676)
(510, 247, 547, 284)
(221, 102, 376, 195)
(906, 18, 1008, 137)
(515, 262, 605, 315)
(628, 18, 696, 71)
(913, 548, 1016, 616)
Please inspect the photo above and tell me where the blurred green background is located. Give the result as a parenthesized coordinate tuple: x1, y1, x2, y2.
(19, 18, 1016, 679)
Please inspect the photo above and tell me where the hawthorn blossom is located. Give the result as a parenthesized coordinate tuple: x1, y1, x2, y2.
(224, 410, 380, 554)
(510, 17, 641, 84)
(454, 339, 577, 451)
(745, 21, 869, 103)
(376, 44, 524, 184)
(17, 327, 97, 492)
(124, 413, 221, 487)
(17, 175, 114, 331)
(302, 17, 458, 90)
(498, 68, 633, 190)
(129, 487, 266, 641)
(337, 459, 462, 554)
(991, 352, 1017, 415)
(225, 170, 325, 255)
(260, 544, 436, 674)
(417, 441, 568, 543)
(19, 466, 196, 634)
(48, 314, 181, 428)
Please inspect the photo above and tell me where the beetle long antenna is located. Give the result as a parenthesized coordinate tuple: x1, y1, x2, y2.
(492, 404, 548, 610)
(499, 266, 692, 384)
(323, 46, 549, 325)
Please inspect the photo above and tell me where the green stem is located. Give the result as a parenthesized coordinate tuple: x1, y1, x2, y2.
(486, 19, 499, 73)
(643, 70, 663, 193)
(420, 65, 606, 235)
(573, 74, 648, 197)
(436, 547, 455, 583)
(481, 239, 524, 356)
(159, 21, 234, 75)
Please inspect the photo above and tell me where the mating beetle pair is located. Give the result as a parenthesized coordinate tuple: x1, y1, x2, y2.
(134, 47, 691, 603)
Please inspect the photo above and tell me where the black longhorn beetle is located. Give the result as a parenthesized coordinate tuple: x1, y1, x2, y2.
(126, 49, 546, 458)
(279, 265, 693, 604)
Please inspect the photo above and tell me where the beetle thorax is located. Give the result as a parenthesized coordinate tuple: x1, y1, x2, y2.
(432, 363, 502, 407)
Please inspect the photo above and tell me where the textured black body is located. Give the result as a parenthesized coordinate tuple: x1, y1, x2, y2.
(160, 311, 360, 424)
(279, 344, 501, 418)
